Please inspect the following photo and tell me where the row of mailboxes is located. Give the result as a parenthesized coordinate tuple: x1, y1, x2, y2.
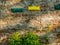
(11, 4, 60, 13)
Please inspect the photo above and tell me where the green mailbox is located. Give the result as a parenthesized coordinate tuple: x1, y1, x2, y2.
(11, 8, 24, 13)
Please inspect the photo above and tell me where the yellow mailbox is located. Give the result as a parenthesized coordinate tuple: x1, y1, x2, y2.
(28, 6, 40, 11)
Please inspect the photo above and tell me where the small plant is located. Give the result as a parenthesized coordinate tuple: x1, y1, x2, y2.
(9, 32, 21, 45)
(44, 35, 49, 42)
(9, 31, 43, 45)
(43, 25, 51, 31)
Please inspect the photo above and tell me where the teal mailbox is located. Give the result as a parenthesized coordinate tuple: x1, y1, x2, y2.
(11, 8, 24, 13)
(54, 4, 60, 10)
